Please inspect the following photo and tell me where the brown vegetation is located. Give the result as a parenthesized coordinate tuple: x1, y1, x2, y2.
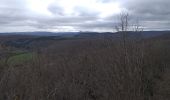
(0, 34, 169, 100)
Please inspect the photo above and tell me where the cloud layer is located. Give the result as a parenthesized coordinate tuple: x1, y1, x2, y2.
(0, 0, 170, 32)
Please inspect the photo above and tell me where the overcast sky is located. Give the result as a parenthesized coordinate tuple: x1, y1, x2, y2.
(0, 0, 170, 32)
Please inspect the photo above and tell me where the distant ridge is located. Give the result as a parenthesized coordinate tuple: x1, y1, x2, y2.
(0, 31, 169, 38)
(0, 31, 79, 36)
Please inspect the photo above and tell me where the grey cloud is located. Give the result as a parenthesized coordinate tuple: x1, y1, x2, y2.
(125, 1, 169, 15)
(74, 6, 100, 17)
(48, 4, 64, 16)
(33, 16, 100, 30)
(0, 0, 31, 25)
(0, 0, 170, 32)
(116, 0, 170, 30)
(97, 0, 116, 3)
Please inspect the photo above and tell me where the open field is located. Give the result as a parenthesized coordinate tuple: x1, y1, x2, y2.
(7, 52, 33, 66)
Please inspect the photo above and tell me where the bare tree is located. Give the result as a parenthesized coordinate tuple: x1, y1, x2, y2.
(114, 12, 130, 79)
(115, 12, 130, 52)
(115, 12, 143, 33)
(115, 12, 129, 32)
(114, 11, 144, 44)
(132, 18, 143, 32)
